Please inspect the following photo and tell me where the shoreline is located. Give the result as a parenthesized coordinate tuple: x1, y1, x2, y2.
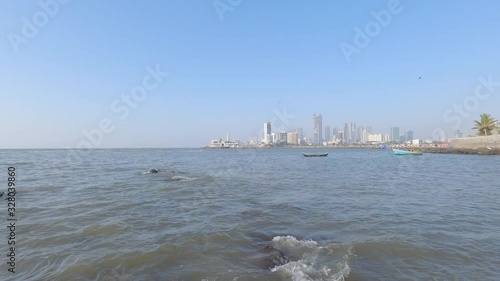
(208, 146, 500, 155)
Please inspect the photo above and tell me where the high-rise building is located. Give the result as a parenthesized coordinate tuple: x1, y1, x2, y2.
(405, 130, 414, 142)
(384, 134, 390, 142)
(344, 123, 350, 144)
(361, 129, 368, 144)
(324, 126, 331, 142)
(333, 127, 339, 141)
(365, 125, 373, 135)
(287, 131, 299, 145)
(357, 126, 364, 143)
(313, 114, 323, 145)
(351, 123, 357, 143)
(297, 128, 304, 141)
(368, 134, 383, 142)
(264, 122, 272, 144)
(279, 132, 288, 143)
(399, 134, 406, 143)
(390, 127, 400, 143)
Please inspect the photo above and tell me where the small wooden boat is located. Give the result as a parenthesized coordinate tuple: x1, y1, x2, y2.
(393, 149, 423, 155)
(303, 153, 328, 157)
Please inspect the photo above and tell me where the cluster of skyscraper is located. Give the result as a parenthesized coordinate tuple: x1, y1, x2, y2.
(329, 120, 414, 145)
(328, 122, 414, 145)
(262, 114, 416, 146)
(263, 121, 302, 145)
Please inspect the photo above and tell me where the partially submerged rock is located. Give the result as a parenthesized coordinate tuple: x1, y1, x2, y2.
(251, 245, 291, 270)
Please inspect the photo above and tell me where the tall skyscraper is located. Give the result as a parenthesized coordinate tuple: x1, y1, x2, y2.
(279, 132, 287, 143)
(405, 130, 414, 142)
(287, 131, 299, 144)
(332, 127, 339, 141)
(399, 134, 406, 143)
(390, 127, 400, 143)
(365, 125, 373, 135)
(324, 126, 331, 142)
(351, 123, 356, 143)
(264, 122, 271, 144)
(313, 114, 323, 145)
(297, 128, 304, 141)
(357, 126, 364, 143)
(344, 123, 350, 144)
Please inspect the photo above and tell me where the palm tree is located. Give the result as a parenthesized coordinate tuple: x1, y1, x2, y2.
(472, 113, 497, 136)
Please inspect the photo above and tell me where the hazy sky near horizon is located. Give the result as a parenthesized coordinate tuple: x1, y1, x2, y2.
(1, 0, 500, 148)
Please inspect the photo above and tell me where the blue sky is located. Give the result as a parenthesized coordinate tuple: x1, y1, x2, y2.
(1, 0, 500, 148)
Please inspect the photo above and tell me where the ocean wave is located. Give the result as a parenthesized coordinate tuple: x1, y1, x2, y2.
(271, 236, 351, 281)
(81, 224, 122, 236)
(170, 175, 195, 182)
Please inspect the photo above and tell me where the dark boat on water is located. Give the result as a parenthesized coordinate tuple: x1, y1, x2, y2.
(303, 153, 328, 157)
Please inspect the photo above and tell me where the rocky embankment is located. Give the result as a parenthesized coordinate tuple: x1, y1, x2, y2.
(418, 147, 500, 155)
(437, 135, 500, 155)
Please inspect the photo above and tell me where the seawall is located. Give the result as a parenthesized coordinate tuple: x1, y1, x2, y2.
(450, 135, 500, 149)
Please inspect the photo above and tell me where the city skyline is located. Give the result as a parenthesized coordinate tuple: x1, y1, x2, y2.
(1, 1, 499, 148)
(255, 113, 434, 146)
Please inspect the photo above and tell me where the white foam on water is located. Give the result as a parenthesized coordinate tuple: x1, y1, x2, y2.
(270, 236, 351, 281)
(171, 175, 197, 182)
(272, 235, 318, 249)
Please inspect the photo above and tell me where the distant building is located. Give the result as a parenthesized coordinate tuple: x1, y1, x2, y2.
(390, 127, 400, 143)
(343, 123, 350, 144)
(384, 134, 390, 143)
(434, 130, 446, 142)
(324, 126, 331, 142)
(313, 114, 323, 145)
(399, 134, 406, 143)
(263, 122, 272, 144)
(368, 134, 383, 142)
(361, 129, 368, 143)
(287, 131, 299, 145)
(209, 133, 239, 148)
(451, 130, 463, 139)
(333, 127, 339, 140)
(412, 139, 423, 146)
(406, 130, 414, 142)
(278, 132, 288, 143)
(357, 126, 365, 143)
(351, 122, 357, 143)
(297, 128, 304, 141)
(365, 125, 373, 134)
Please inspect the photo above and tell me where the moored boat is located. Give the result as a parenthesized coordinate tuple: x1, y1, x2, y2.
(393, 149, 423, 155)
(303, 153, 328, 157)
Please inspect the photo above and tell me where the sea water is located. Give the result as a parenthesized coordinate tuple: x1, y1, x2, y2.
(0, 148, 499, 280)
